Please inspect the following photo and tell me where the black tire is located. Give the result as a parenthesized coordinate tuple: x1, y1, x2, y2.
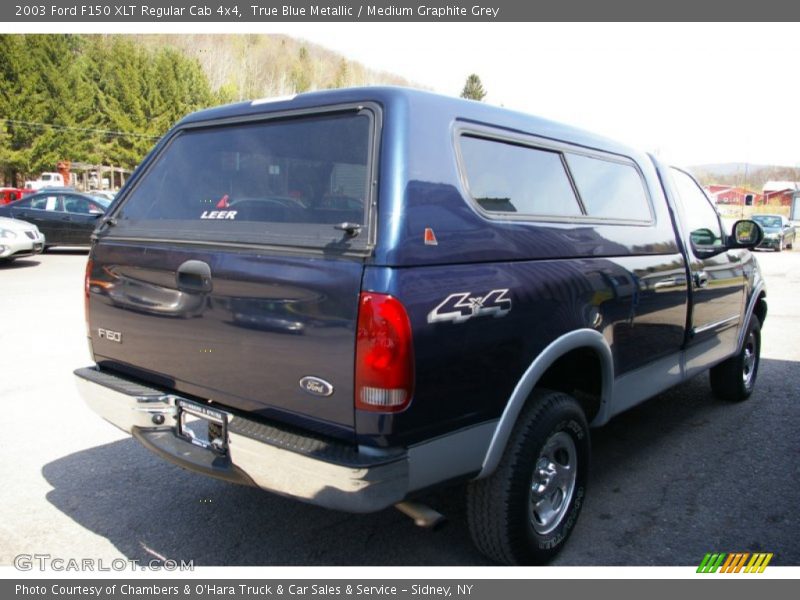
(776, 238, 783, 252)
(466, 389, 590, 565)
(710, 317, 761, 402)
(788, 236, 794, 250)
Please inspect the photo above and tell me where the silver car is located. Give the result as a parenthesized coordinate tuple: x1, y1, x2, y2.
(0, 216, 45, 263)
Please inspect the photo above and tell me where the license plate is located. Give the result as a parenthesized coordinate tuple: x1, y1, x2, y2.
(177, 400, 228, 453)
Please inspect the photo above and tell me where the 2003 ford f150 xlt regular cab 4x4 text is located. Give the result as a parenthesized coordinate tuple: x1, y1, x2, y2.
(74, 87, 766, 565)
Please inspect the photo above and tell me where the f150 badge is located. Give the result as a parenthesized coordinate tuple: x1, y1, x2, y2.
(97, 328, 122, 343)
(427, 289, 512, 324)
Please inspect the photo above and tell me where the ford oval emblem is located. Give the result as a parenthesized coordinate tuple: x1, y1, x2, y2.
(299, 376, 334, 397)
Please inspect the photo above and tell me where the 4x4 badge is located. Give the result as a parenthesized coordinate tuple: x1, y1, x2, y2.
(427, 289, 512, 324)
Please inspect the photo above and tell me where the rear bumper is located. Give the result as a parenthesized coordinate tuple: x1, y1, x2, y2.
(74, 366, 409, 512)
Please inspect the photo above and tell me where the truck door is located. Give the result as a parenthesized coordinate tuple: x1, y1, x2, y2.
(668, 168, 745, 362)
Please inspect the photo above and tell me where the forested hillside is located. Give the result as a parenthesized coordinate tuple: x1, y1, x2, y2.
(689, 163, 800, 190)
(0, 34, 411, 185)
(132, 34, 410, 102)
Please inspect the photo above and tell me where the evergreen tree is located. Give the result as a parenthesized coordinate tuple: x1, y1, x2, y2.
(0, 34, 214, 184)
(0, 35, 86, 182)
(461, 74, 487, 101)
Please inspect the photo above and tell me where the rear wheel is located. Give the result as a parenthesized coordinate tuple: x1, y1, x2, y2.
(466, 389, 589, 565)
(710, 317, 761, 402)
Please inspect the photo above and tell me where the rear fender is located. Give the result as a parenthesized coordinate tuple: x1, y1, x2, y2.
(477, 329, 613, 479)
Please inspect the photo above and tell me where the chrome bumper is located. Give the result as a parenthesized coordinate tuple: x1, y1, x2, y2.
(74, 367, 409, 512)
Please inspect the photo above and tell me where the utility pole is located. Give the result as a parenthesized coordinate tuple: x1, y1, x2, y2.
(741, 162, 748, 219)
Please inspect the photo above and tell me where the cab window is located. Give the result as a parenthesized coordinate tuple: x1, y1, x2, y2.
(64, 196, 104, 215)
(19, 195, 63, 211)
(670, 168, 723, 250)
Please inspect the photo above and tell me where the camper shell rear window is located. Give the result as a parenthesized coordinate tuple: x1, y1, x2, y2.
(112, 107, 376, 251)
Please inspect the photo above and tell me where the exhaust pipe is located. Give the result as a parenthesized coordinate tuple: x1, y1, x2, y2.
(395, 501, 446, 530)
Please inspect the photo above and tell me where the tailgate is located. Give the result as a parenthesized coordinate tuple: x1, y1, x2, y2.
(88, 242, 363, 436)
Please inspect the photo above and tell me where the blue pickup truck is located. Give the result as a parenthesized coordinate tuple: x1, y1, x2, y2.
(75, 87, 766, 565)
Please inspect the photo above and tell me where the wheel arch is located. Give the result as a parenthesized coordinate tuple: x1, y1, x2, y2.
(753, 291, 767, 329)
(739, 283, 766, 351)
(477, 329, 613, 479)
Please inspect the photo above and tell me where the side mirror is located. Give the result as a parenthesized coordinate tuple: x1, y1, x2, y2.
(728, 219, 764, 249)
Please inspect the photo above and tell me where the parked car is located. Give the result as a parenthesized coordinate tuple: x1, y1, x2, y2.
(0, 191, 107, 248)
(751, 214, 795, 251)
(0, 216, 45, 262)
(88, 190, 116, 202)
(74, 88, 766, 565)
(0, 187, 24, 206)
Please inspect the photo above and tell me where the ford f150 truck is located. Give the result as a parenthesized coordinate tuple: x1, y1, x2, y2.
(75, 87, 766, 565)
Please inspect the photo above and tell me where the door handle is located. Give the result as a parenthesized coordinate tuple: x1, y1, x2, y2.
(694, 271, 709, 289)
(176, 260, 213, 293)
(726, 250, 742, 262)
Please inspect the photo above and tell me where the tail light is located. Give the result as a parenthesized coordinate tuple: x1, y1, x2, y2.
(84, 258, 93, 335)
(355, 292, 414, 412)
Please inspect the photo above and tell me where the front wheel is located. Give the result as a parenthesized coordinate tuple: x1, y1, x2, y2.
(710, 317, 761, 402)
(466, 389, 590, 565)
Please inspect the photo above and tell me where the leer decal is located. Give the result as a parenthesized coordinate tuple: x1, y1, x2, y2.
(200, 210, 237, 220)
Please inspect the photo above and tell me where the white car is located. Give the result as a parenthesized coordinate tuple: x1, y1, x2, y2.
(0, 216, 45, 263)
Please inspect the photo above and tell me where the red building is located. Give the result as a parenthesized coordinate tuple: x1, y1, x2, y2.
(762, 181, 799, 207)
(705, 185, 763, 205)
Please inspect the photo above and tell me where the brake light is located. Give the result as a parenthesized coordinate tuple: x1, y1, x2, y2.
(84, 258, 93, 333)
(355, 293, 414, 412)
